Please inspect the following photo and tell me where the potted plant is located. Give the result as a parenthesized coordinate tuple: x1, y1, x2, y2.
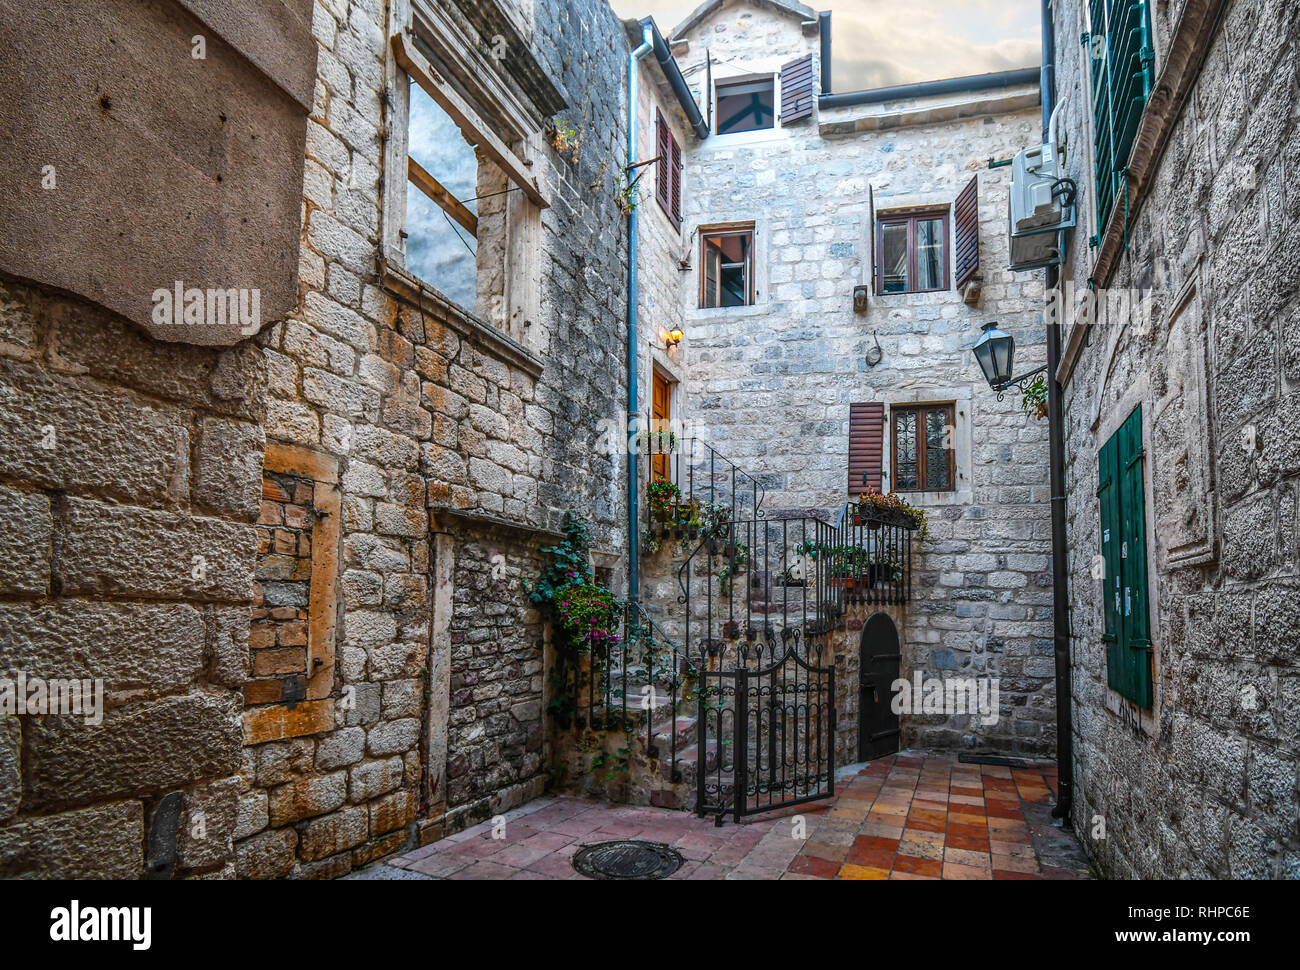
(646, 479, 680, 524)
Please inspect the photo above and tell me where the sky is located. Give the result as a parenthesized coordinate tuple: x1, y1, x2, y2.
(609, 0, 1041, 91)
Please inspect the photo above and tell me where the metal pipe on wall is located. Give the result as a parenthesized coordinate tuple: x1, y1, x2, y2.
(626, 23, 654, 604)
(1040, 0, 1073, 823)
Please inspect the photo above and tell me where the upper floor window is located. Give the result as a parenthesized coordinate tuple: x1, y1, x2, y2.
(1085, 0, 1154, 234)
(715, 75, 775, 134)
(891, 403, 955, 492)
(876, 210, 949, 294)
(700, 228, 754, 307)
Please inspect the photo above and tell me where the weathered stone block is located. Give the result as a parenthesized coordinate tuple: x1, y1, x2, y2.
(57, 498, 257, 602)
(0, 486, 49, 594)
(178, 775, 241, 873)
(235, 827, 297, 879)
(0, 801, 143, 878)
(366, 718, 419, 756)
(298, 805, 368, 861)
(23, 695, 241, 811)
(0, 357, 190, 505)
(268, 771, 347, 825)
(196, 417, 264, 519)
(316, 727, 366, 770)
(0, 602, 204, 690)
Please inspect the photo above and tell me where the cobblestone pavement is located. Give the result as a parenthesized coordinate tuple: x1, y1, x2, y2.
(348, 750, 1093, 880)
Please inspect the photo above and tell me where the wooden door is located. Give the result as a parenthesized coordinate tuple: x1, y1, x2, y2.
(651, 371, 670, 481)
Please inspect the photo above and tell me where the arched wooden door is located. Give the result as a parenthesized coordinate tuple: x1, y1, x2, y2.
(859, 612, 901, 761)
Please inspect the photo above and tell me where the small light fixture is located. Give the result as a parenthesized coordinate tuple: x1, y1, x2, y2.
(665, 327, 684, 348)
(971, 322, 1046, 401)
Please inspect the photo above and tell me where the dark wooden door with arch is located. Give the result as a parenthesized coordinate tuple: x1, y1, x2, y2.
(859, 612, 901, 761)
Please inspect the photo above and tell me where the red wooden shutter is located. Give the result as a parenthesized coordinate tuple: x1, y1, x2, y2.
(954, 175, 979, 288)
(655, 111, 670, 210)
(848, 402, 885, 494)
(670, 136, 683, 229)
(779, 54, 815, 124)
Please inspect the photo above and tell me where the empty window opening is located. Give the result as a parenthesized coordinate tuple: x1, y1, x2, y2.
(715, 75, 775, 134)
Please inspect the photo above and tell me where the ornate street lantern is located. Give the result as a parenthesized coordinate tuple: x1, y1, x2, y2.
(972, 322, 1046, 401)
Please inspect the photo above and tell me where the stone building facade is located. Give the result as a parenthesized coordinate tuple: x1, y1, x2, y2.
(0, 0, 634, 878)
(2, 0, 1290, 882)
(1048, 0, 1299, 877)
(661, 0, 1057, 756)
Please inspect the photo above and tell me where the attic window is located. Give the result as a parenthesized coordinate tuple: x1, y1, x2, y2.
(715, 75, 775, 134)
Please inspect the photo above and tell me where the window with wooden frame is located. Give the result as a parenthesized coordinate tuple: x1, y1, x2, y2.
(655, 111, 683, 230)
(700, 228, 754, 308)
(891, 403, 955, 492)
(875, 210, 949, 294)
(383, 1, 554, 339)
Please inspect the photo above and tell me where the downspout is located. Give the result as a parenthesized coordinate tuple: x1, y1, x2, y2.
(626, 24, 653, 605)
(1041, 0, 1073, 823)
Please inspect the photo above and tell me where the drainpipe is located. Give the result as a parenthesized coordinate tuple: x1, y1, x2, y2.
(1040, 0, 1073, 823)
(626, 24, 653, 605)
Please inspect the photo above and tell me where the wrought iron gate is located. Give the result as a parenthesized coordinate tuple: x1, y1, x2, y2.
(697, 628, 836, 822)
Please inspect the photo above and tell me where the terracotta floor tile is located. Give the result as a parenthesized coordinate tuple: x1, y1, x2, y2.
(944, 846, 992, 868)
(851, 834, 900, 853)
(837, 863, 890, 880)
(991, 853, 1040, 873)
(845, 847, 896, 869)
(897, 836, 944, 861)
(893, 854, 943, 877)
(942, 861, 992, 880)
(788, 855, 840, 878)
(993, 869, 1042, 880)
(903, 817, 946, 834)
(946, 834, 991, 852)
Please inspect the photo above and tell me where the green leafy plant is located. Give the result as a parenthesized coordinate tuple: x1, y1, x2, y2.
(645, 479, 680, 521)
(1020, 375, 1049, 421)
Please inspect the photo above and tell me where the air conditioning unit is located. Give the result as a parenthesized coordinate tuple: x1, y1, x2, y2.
(1007, 117, 1076, 272)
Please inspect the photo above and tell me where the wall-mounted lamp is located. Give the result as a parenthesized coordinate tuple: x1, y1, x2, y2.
(971, 322, 1046, 401)
(664, 327, 684, 349)
(853, 284, 870, 314)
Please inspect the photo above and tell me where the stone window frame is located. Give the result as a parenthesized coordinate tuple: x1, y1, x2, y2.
(380, 0, 546, 344)
(1092, 362, 1163, 738)
(880, 387, 974, 508)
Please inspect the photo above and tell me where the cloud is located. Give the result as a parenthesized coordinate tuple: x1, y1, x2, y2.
(609, 0, 1040, 91)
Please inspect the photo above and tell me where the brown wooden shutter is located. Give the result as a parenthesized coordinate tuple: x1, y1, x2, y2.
(670, 136, 683, 229)
(779, 54, 815, 124)
(848, 402, 885, 494)
(954, 175, 980, 288)
(655, 111, 671, 211)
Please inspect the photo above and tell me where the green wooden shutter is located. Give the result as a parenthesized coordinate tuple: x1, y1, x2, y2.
(1118, 405, 1152, 707)
(1086, 0, 1154, 232)
(1097, 434, 1124, 696)
(1099, 405, 1152, 708)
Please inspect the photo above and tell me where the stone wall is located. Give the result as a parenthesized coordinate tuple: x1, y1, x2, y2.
(0, 276, 264, 878)
(667, 4, 1056, 755)
(1052, 0, 1300, 878)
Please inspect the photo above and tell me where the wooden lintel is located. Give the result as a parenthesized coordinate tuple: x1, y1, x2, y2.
(392, 32, 548, 209)
(408, 157, 478, 236)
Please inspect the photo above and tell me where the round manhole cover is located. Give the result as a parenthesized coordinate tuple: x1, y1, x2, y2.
(571, 840, 684, 880)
